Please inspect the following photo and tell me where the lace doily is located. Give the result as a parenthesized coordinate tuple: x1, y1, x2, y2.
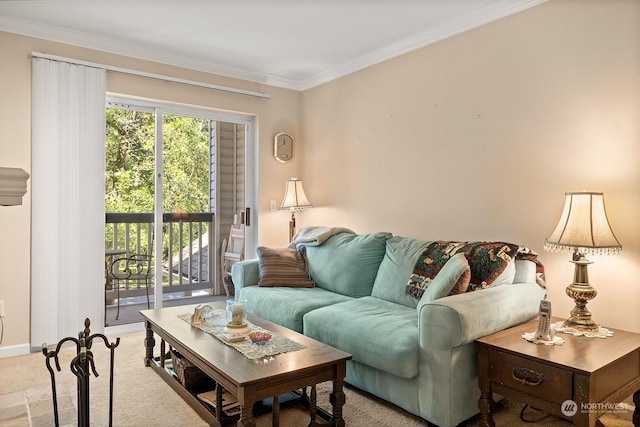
(522, 332, 565, 346)
(178, 309, 306, 360)
(553, 321, 614, 338)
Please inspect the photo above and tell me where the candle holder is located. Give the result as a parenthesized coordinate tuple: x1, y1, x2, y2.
(226, 298, 247, 329)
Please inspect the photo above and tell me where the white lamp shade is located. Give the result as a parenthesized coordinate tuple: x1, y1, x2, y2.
(280, 177, 312, 211)
(544, 192, 621, 255)
(0, 167, 30, 206)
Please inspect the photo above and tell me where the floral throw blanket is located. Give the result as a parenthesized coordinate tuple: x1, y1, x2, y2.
(406, 241, 546, 299)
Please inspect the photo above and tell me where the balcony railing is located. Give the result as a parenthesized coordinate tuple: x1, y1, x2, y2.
(105, 212, 215, 303)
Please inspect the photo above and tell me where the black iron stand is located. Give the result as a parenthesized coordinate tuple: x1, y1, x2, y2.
(42, 318, 120, 427)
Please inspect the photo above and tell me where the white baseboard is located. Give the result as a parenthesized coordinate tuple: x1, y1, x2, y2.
(0, 323, 144, 359)
(0, 343, 31, 358)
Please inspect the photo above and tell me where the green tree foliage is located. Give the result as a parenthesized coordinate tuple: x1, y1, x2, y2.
(105, 108, 210, 258)
(105, 109, 209, 213)
(105, 108, 155, 212)
(162, 114, 209, 213)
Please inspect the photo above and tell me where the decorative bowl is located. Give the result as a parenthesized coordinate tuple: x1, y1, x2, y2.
(249, 332, 271, 345)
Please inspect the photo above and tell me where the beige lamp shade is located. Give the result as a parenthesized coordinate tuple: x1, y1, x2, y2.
(280, 177, 312, 211)
(544, 192, 622, 255)
(544, 191, 621, 332)
(0, 167, 30, 206)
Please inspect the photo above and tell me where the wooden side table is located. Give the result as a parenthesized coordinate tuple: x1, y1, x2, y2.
(476, 317, 640, 427)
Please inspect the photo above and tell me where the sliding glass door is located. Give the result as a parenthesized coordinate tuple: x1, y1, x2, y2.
(106, 96, 256, 313)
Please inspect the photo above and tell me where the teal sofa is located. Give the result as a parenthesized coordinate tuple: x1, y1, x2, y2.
(232, 231, 545, 427)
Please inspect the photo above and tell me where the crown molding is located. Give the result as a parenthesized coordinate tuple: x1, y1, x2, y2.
(0, 15, 303, 91)
(300, 0, 548, 90)
(0, 0, 546, 93)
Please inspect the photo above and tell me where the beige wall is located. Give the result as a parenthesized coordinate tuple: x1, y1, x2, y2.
(0, 31, 301, 348)
(300, 0, 640, 333)
(1, 0, 639, 350)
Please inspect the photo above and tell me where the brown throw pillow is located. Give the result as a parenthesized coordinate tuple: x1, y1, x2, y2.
(449, 262, 471, 296)
(257, 246, 315, 287)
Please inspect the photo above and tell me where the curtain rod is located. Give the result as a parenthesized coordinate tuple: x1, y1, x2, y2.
(31, 51, 272, 99)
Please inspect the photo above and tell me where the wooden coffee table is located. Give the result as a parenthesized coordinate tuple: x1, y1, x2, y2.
(141, 303, 352, 427)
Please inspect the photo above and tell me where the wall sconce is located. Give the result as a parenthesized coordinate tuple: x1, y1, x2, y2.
(280, 177, 312, 241)
(544, 191, 622, 332)
(0, 167, 30, 206)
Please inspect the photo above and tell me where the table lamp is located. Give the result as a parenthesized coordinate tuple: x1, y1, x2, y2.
(280, 177, 312, 241)
(544, 191, 622, 332)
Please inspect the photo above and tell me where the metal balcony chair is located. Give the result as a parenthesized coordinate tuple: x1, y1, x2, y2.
(108, 254, 153, 321)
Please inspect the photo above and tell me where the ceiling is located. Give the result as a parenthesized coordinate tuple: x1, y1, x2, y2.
(0, 0, 546, 91)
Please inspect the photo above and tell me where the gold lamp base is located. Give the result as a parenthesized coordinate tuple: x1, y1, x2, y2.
(563, 255, 599, 332)
(288, 211, 297, 242)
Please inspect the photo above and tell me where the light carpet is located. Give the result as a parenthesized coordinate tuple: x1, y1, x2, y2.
(0, 331, 632, 426)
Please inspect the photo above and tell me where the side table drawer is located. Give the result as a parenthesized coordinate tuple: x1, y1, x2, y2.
(488, 349, 572, 404)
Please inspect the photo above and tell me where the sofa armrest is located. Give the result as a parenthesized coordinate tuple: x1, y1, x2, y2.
(418, 282, 545, 350)
(231, 259, 260, 295)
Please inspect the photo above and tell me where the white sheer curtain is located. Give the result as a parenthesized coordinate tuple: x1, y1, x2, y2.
(31, 58, 106, 348)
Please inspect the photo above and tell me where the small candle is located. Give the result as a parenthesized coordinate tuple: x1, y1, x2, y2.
(232, 303, 243, 315)
(231, 303, 243, 325)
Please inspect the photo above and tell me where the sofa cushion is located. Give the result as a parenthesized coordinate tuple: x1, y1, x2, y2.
(515, 246, 547, 289)
(491, 258, 516, 288)
(370, 236, 431, 308)
(514, 258, 536, 284)
(418, 253, 470, 304)
(302, 232, 391, 297)
(407, 241, 519, 297)
(405, 250, 471, 300)
(239, 286, 352, 333)
(257, 246, 315, 287)
(416, 253, 470, 312)
(303, 297, 419, 379)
